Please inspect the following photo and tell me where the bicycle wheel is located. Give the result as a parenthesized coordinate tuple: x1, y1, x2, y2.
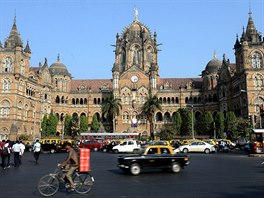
(73, 172, 94, 194)
(38, 174, 60, 197)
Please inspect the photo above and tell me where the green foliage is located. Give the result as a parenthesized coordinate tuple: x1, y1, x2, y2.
(102, 93, 122, 132)
(90, 114, 100, 132)
(79, 115, 88, 133)
(225, 111, 237, 139)
(41, 113, 58, 137)
(197, 112, 214, 136)
(47, 114, 59, 136)
(141, 94, 162, 140)
(235, 118, 251, 139)
(177, 108, 192, 136)
(41, 114, 48, 136)
(173, 112, 182, 136)
(64, 114, 72, 136)
(214, 112, 225, 138)
(18, 134, 31, 141)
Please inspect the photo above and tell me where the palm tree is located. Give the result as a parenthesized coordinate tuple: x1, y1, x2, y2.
(142, 94, 162, 140)
(102, 94, 122, 132)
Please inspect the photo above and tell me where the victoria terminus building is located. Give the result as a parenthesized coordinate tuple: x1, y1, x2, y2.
(0, 9, 263, 140)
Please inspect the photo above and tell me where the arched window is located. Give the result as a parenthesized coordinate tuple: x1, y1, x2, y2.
(1, 100, 10, 117)
(122, 111, 129, 123)
(164, 112, 171, 122)
(251, 52, 263, 68)
(254, 74, 263, 88)
(19, 80, 23, 91)
(156, 112, 163, 122)
(3, 78, 11, 91)
(2, 57, 13, 73)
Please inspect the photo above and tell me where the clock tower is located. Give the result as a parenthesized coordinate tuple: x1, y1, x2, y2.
(111, 8, 160, 132)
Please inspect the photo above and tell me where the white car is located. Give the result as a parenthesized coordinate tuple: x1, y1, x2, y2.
(112, 140, 141, 153)
(178, 141, 216, 154)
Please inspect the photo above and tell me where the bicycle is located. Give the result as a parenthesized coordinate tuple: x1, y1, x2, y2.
(37, 164, 94, 197)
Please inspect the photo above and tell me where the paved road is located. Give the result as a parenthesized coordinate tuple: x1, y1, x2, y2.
(0, 150, 264, 198)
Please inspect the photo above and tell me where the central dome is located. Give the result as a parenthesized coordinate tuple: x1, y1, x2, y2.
(205, 55, 222, 73)
(49, 54, 71, 77)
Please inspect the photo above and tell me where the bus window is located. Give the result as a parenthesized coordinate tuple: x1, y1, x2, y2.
(251, 129, 264, 153)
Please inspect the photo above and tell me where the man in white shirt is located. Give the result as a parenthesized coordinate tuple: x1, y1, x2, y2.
(12, 140, 21, 167)
(33, 139, 41, 164)
(19, 141, 25, 165)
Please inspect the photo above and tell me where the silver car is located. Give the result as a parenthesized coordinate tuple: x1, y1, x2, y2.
(179, 141, 216, 154)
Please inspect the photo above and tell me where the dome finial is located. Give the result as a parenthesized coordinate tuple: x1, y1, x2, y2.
(248, 0, 252, 16)
(57, 53, 60, 62)
(134, 7, 139, 22)
(214, 50, 217, 59)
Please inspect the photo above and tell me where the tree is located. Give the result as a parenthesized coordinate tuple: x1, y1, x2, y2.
(177, 108, 192, 136)
(41, 114, 48, 136)
(90, 114, 100, 132)
(236, 118, 251, 139)
(47, 114, 59, 136)
(225, 111, 237, 139)
(80, 115, 88, 133)
(71, 115, 79, 139)
(102, 93, 122, 132)
(64, 114, 72, 136)
(173, 112, 182, 136)
(214, 112, 225, 138)
(199, 112, 214, 136)
(141, 94, 162, 140)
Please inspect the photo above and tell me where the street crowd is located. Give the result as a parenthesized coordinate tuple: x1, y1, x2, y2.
(0, 139, 41, 169)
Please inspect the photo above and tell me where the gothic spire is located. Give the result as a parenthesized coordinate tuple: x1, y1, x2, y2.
(24, 40, 31, 54)
(246, 9, 257, 36)
(5, 16, 23, 49)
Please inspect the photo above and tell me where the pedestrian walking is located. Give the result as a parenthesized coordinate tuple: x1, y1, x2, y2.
(33, 139, 41, 164)
(3, 140, 11, 169)
(19, 141, 25, 165)
(12, 140, 21, 167)
(0, 140, 6, 168)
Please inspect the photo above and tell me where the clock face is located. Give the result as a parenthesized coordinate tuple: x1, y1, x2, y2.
(131, 75, 138, 83)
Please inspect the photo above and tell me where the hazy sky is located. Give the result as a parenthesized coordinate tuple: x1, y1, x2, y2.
(0, 0, 263, 80)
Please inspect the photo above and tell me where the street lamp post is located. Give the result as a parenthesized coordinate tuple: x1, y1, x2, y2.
(257, 88, 263, 129)
(191, 105, 194, 139)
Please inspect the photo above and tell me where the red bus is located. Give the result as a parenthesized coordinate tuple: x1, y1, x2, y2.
(251, 129, 264, 153)
(80, 132, 139, 142)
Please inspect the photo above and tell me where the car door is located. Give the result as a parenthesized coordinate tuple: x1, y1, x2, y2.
(143, 148, 158, 168)
(196, 142, 206, 152)
(127, 140, 135, 152)
(189, 142, 198, 152)
(118, 141, 128, 152)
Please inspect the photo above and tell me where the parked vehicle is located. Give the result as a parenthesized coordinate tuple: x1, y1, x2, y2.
(41, 143, 57, 154)
(79, 140, 103, 151)
(102, 140, 121, 152)
(117, 145, 190, 175)
(112, 140, 140, 154)
(178, 141, 216, 154)
(24, 141, 33, 151)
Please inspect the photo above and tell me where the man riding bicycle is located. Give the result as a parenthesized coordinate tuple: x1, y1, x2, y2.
(59, 142, 79, 190)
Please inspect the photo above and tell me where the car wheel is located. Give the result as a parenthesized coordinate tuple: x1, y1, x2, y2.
(130, 163, 141, 175)
(50, 149, 55, 154)
(133, 149, 139, 153)
(113, 149, 119, 154)
(204, 148, 210, 154)
(94, 148, 98, 152)
(171, 162, 181, 173)
(183, 148, 188, 153)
